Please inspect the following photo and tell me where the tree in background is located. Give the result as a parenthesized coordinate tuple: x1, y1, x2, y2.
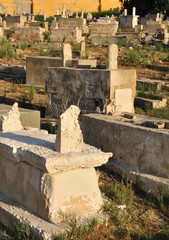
(120, 0, 169, 16)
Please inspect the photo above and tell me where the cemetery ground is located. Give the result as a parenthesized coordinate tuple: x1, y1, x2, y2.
(0, 167, 169, 240)
(0, 38, 169, 119)
(0, 35, 169, 240)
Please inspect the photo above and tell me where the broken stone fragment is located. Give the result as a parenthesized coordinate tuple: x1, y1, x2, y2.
(54, 105, 83, 153)
(0, 102, 23, 132)
(141, 120, 164, 129)
(123, 113, 137, 121)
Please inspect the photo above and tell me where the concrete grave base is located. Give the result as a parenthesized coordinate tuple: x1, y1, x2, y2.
(0, 128, 111, 224)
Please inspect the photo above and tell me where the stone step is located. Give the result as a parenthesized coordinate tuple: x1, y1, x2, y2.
(107, 161, 169, 198)
(134, 97, 167, 110)
(137, 78, 166, 92)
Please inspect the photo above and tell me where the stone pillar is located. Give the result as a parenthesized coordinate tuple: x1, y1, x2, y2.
(107, 44, 118, 70)
(117, 7, 120, 14)
(2, 21, 6, 29)
(156, 13, 160, 21)
(124, 9, 127, 16)
(44, 22, 49, 32)
(44, 13, 47, 21)
(132, 7, 136, 16)
(76, 11, 79, 18)
(62, 5, 66, 17)
(0, 16, 2, 24)
(54, 17, 57, 21)
(62, 43, 72, 67)
(28, 15, 31, 21)
(32, 15, 35, 21)
(56, 9, 59, 15)
(81, 11, 84, 19)
(80, 41, 85, 57)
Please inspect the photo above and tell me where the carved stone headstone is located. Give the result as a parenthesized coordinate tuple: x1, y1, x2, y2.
(0, 102, 23, 132)
(107, 44, 118, 70)
(62, 43, 72, 67)
(54, 105, 83, 153)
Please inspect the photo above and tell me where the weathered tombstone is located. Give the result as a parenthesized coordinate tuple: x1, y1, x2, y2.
(87, 13, 92, 20)
(107, 44, 118, 70)
(44, 22, 49, 32)
(28, 15, 31, 21)
(156, 13, 160, 21)
(81, 10, 84, 19)
(62, 5, 66, 17)
(62, 43, 72, 67)
(2, 21, 6, 29)
(81, 41, 85, 52)
(110, 8, 112, 14)
(32, 15, 35, 21)
(44, 13, 47, 21)
(56, 9, 59, 15)
(80, 41, 85, 57)
(124, 9, 127, 16)
(76, 11, 79, 18)
(0, 16, 2, 24)
(132, 7, 136, 16)
(0, 102, 23, 132)
(54, 105, 83, 153)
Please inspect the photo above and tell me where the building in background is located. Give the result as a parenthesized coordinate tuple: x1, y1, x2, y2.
(0, 0, 121, 15)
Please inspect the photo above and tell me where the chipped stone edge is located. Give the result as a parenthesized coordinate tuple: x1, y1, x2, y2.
(0, 193, 69, 240)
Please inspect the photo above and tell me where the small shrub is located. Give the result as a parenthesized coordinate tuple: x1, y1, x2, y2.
(7, 47, 15, 58)
(117, 38, 131, 47)
(39, 45, 44, 56)
(62, 36, 66, 43)
(16, 35, 20, 40)
(52, 217, 98, 240)
(29, 82, 35, 102)
(0, 46, 6, 58)
(2, 36, 7, 45)
(20, 41, 28, 51)
(8, 82, 17, 93)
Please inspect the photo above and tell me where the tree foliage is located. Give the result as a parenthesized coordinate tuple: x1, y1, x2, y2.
(120, 0, 169, 16)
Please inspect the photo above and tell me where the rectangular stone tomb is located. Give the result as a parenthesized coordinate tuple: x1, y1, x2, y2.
(0, 128, 111, 223)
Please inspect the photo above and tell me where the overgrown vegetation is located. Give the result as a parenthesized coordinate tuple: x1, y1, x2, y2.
(1, 221, 35, 240)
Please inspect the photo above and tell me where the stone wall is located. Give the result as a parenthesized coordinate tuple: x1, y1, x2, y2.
(89, 22, 119, 37)
(50, 27, 84, 43)
(58, 18, 88, 34)
(3, 15, 27, 27)
(119, 15, 139, 28)
(45, 67, 136, 118)
(26, 56, 63, 86)
(80, 113, 169, 179)
(0, 0, 31, 15)
(11, 27, 45, 42)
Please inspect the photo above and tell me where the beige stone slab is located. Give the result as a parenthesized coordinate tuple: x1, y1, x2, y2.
(115, 88, 133, 113)
(0, 129, 111, 173)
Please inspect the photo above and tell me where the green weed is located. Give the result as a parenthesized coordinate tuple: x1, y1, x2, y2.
(39, 45, 44, 56)
(52, 217, 98, 240)
(117, 38, 131, 47)
(20, 41, 28, 51)
(2, 36, 7, 45)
